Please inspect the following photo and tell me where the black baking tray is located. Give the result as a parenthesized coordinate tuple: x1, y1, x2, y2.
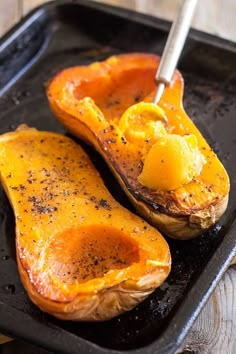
(0, 1, 236, 353)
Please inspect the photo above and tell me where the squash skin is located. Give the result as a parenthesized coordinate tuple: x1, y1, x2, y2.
(47, 53, 230, 239)
(0, 127, 171, 321)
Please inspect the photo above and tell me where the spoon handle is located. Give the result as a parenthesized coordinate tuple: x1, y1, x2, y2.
(153, 0, 198, 104)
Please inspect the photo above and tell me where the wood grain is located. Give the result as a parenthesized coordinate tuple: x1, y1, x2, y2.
(1, 0, 236, 42)
(0, 1, 235, 353)
(22, 0, 51, 14)
(22, 0, 136, 16)
(141, 0, 236, 42)
(0, 0, 22, 38)
(177, 267, 236, 354)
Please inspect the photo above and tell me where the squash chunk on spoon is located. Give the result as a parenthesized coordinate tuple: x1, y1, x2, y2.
(47, 53, 230, 239)
(0, 125, 171, 321)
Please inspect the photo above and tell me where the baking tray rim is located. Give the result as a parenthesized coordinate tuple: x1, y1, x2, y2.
(0, 1, 236, 353)
(1, 0, 236, 56)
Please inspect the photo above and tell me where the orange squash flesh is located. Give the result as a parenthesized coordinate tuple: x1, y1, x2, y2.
(0, 127, 171, 321)
(47, 53, 230, 239)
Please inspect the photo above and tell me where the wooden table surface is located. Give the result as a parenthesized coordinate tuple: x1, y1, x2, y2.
(0, 1, 236, 353)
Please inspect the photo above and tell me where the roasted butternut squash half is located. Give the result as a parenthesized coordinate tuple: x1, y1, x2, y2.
(47, 53, 230, 239)
(0, 126, 170, 321)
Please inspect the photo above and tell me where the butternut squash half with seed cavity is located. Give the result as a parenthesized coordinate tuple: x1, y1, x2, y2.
(47, 53, 230, 239)
(0, 126, 170, 321)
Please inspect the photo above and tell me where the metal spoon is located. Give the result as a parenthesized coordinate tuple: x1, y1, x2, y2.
(153, 0, 198, 105)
